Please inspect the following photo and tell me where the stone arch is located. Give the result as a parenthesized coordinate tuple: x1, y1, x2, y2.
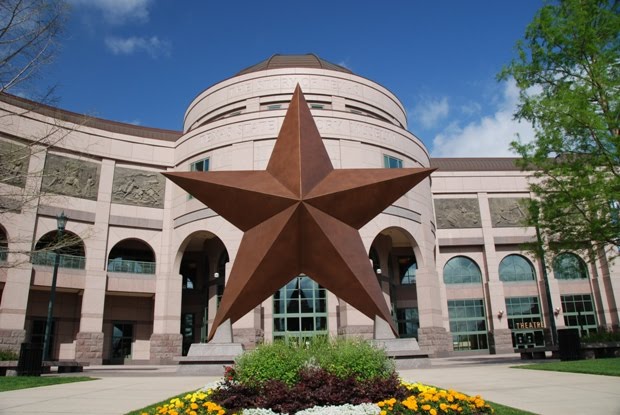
(33, 230, 86, 269)
(107, 238, 155, 274)
(177, 230, 228, 355)
(370, 226, 421, 339)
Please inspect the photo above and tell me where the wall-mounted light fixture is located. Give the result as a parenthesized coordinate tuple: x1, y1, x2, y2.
(214, 272, 219, 279)
(376, 268, 382, 275)
(554, 307, 561, 316)
(497, 310, 504, 319)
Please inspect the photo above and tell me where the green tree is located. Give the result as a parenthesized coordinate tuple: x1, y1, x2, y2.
(499, 0, 620, 258)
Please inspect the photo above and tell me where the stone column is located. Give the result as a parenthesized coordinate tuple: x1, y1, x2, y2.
(75, 159, 115, 364)
(150, 173, 182, 363)
(0, 145, 46, 353)
(478, 193, 513, 354)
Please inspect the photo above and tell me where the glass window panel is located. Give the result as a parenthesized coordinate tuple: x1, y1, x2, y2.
(553, 253, 588, 279)
(444, 256, 482, 284)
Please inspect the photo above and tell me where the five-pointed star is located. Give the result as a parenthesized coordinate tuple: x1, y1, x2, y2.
(163, 85, 433, 340)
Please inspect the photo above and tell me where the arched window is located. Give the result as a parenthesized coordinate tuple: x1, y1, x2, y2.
(499, 255, 536, 282)
(107, 239, 155, 274)
(216, 251, 229, 307)
(443, 256, 482, 284)
(0, 227, 7, 262)
(32, 231, 86, 269)
(553, 253, 588, 280)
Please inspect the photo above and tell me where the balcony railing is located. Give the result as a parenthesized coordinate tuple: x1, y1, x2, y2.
(31, 251, 86, 270)
(107, 258, 156, 275)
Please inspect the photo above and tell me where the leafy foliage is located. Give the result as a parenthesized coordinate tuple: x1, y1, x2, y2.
(233, 337, 393, 387)
(499, 0, 620, 258)
(0, 349, 18, 361)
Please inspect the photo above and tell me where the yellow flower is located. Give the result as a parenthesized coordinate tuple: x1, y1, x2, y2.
(430, 409, 437, 415)
(422, 404, 431, 411)
(190, 403, 198, 410)
(440, 403, 448, 411)
(380, 411, 387, 415)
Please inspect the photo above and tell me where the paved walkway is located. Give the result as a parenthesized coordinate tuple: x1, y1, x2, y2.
(1, 356, 619, 415)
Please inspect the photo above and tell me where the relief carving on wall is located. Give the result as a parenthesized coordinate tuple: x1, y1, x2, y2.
(0, 140, 30, 188)
(489, 198, 528, 228)
(112, 167, 165, 208)
(41, 154, 100, 200)
(435, 199, 481, 229)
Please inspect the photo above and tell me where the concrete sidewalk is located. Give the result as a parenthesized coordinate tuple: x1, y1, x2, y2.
(1, 357, 619, 415)
(400, 358, 620, 415)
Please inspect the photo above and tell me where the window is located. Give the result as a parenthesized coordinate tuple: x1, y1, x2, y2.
(181, 313, 194, 356)
(396, 307, 419, 339)
(0, 229, 7, 262)
(191, 158, 209, 172)
(267, 104, 282, 110)
(561, 294, 598, 336)
(499, 255, 536, 282)
(188, 158, 210, 199)
(310, 104, 324, 109)
(216, 252, 229, 308)
(443, 256, 482, 284)
(398, 255, 417, 285)
(553, 253, 588, 280)
(111, 322, 133, 361)
(505, 297, 545, 348)
(273, 275, 327, 342)
(447, 299, 488, 351)
(383, 155, 403, 169)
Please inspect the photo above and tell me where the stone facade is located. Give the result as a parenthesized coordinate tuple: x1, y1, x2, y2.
(75, 332, 104, 364)
(0, 329, 26, 354)
(417, 327, 453, 357)
(149, 333, 183, 364)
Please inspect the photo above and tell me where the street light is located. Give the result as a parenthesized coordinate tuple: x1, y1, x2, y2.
(42, 211, 67, 361)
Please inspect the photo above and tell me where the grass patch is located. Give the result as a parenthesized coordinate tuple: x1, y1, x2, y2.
(0, 376, 95, 392)
(489, 401, 538, 415)
(514, 357, 620, 377)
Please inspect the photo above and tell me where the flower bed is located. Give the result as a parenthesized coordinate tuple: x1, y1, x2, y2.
(139, 339, 494, 415)
(141, 382, 493, 415)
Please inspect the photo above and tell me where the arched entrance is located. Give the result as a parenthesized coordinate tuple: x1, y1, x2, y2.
(370, 227, 420, 339)
(178, 231, 228, 355)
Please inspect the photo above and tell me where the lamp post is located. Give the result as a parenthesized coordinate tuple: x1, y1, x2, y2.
(42, 211, 67, 361)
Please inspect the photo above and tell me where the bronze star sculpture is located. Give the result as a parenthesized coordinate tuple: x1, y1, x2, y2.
(163, 85, 433, 340)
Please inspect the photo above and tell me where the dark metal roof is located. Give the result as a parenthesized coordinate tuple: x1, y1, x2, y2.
(236, 54, 353, 76)
(0, 93, 182, 142)
(430, 157, 524, 171)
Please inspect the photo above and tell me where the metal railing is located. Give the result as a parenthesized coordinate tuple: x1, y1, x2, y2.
(31, 251, 86, 269)
(107, 258, 156, 275)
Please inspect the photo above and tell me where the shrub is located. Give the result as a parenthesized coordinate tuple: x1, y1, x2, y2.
(233, 340, 310, 386)
(581, 330, 620, 343)
(310, 337, 394, 381)
(0, 349, 18, 361)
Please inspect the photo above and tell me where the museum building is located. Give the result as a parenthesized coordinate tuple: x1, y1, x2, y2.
(0, 54, 617, 364)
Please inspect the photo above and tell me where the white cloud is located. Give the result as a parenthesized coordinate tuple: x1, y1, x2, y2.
(70, 0, 152, 24)
(105, 36, 171, 58)
(431, 80, 535, 157)
(411, 97, 450, 130)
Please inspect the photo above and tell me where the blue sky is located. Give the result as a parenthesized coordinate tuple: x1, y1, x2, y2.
(35, 0, 542, 157)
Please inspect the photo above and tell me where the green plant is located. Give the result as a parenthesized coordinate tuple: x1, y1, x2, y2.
(581, 331, 620, 343)
(311, 337, 393, 381)
(0, 349, 18, 361)
(233, 340, 310, 386)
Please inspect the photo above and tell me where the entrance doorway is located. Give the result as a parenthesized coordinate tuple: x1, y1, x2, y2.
(110, 322, 133, 364)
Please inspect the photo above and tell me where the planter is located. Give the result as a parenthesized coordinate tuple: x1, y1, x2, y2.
(580, 341, 620, 359)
